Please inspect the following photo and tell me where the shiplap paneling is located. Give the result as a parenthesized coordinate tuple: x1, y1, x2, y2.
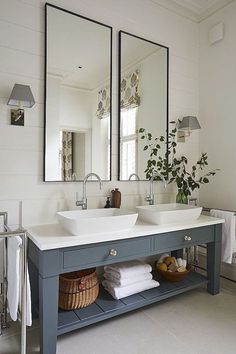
(0, 0, 199, 228)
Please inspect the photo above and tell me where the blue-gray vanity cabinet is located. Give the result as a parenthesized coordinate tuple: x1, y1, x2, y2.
(153, 226, 214, 253)
(62, 237, 152, 271)
(28, 223, 222, 354)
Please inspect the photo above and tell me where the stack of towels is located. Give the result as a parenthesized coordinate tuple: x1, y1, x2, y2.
(102, 260, 159, 300)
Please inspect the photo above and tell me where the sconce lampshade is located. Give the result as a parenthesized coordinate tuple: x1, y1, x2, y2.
(178, 116, 201, 131)
(7, 84, 35, 108)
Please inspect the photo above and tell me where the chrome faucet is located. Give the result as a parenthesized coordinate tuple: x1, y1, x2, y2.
(128, 173, 141, 181)
(76, 173, 102, 210)
(146, 171, 167, 205)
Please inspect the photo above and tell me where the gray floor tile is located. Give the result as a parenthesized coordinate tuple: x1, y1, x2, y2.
(0, 281, 235, 354)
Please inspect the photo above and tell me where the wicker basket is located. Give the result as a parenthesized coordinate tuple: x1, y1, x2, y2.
(59, 268, 99, 310)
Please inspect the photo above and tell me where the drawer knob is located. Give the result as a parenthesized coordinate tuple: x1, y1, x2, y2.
(184, 235, 192, 241)
(109, 249, 117, 257)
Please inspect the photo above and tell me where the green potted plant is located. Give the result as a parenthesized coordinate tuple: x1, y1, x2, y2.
(139, 121, 218, 204)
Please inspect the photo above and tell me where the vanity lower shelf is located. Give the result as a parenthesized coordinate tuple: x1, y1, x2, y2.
(58, 271, 207, 336)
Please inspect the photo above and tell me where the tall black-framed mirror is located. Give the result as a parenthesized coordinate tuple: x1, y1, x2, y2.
(118, 31, 169, 181)
(44, 4, 112, 181)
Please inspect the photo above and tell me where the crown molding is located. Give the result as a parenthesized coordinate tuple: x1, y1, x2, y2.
(197, 0, 234, 22)
(149, 0, 234, 23)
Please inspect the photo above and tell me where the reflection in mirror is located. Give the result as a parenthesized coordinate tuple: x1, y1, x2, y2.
(118, 31, 168, 181)
(44, 4, 112, 181)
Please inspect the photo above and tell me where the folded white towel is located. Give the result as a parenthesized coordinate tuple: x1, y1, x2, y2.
(210, 209, 236, 264)
(104, 260, 152, 280)
(102, 279, 160, 300)
(104, 271, 152, 286)
(7, 236, 32, 326)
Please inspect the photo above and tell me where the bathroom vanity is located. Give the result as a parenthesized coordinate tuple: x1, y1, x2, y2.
(28, 215, 223, 354)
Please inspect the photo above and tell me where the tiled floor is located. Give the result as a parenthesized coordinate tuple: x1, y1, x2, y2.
(0, 279, 235, 354)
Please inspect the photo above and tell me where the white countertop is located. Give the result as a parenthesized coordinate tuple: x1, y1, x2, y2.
(27, 215, 224, 251)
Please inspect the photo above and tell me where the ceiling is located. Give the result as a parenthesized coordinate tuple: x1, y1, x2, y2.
(150, 0, 234, 22)
(47, 6, 111, 90)
(47, 6, 165, 91)
(121, 33, 161, 71)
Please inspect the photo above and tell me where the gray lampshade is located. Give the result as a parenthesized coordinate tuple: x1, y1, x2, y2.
(7, 84, 35, 108)
(178, 116, 201, 131)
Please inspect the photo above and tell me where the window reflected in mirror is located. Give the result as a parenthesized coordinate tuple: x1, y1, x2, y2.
(120, 107, 137, 180)
(118, 31, 169, 181)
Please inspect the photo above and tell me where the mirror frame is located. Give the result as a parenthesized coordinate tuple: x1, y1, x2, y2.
(44, 3, 113, 182)
(118, 30, 169, 181)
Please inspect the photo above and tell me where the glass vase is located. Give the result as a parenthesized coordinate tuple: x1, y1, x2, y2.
(176, 190, 188, 204)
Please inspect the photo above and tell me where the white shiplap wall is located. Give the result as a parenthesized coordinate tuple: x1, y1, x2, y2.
(199, 0, 236, 211)
(0, 0, 199, 229)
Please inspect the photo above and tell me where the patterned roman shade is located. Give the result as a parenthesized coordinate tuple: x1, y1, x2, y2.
(62, 131, 73, 181)
(96, 86, 110, 119)
(120, 70, 140, 110)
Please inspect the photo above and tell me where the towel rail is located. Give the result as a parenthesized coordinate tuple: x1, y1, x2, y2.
(0, 211, 27, 354)
(202, 206, 236, 216)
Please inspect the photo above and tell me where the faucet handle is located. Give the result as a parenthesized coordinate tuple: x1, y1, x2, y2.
(76, 200, 83, 207)
(145, 194, 152, 202)
(76, 198, 87, 209)
(76, 192, 87, 209)
(146, 194, 154, 205)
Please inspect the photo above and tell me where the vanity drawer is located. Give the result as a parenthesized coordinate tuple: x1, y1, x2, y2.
(62, 237, 152, 270)
(154, 226, 214, 252)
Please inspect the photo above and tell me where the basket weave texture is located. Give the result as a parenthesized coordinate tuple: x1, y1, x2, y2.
(59, 268, 99, 310)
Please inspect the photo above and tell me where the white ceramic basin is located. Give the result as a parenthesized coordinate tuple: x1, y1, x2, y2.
(57, 208, 138, 236)
(136, 203, 202, 225)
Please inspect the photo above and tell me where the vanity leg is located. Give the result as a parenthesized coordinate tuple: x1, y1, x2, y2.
(28, 260, 39, 319)
(207, 225, 222, 295)
(39, 275, 59, 354)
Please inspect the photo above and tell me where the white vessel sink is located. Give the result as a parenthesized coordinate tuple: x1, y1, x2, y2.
(57, 208, 138, 236)
(136, 203, 202, 225)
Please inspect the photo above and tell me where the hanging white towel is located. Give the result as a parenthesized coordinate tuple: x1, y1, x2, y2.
(7, 236, 21, 322)
(19, 257, 32, 327)
(104, 260, 152, 280)
(210, 209, 236, 264)
(102, 279, 160, 300)
(104, 271, 152, 286)
(7, 236, 32, 326)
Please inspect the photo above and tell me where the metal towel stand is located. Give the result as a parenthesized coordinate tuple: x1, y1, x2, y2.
(195, 206, 236, 283)
(188, 203, 236, 270)
(0, 211, 28, 354)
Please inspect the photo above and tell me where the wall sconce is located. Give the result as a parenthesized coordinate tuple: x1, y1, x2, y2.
(177, 116, 201, 142)
(7, 84, 35, 126)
